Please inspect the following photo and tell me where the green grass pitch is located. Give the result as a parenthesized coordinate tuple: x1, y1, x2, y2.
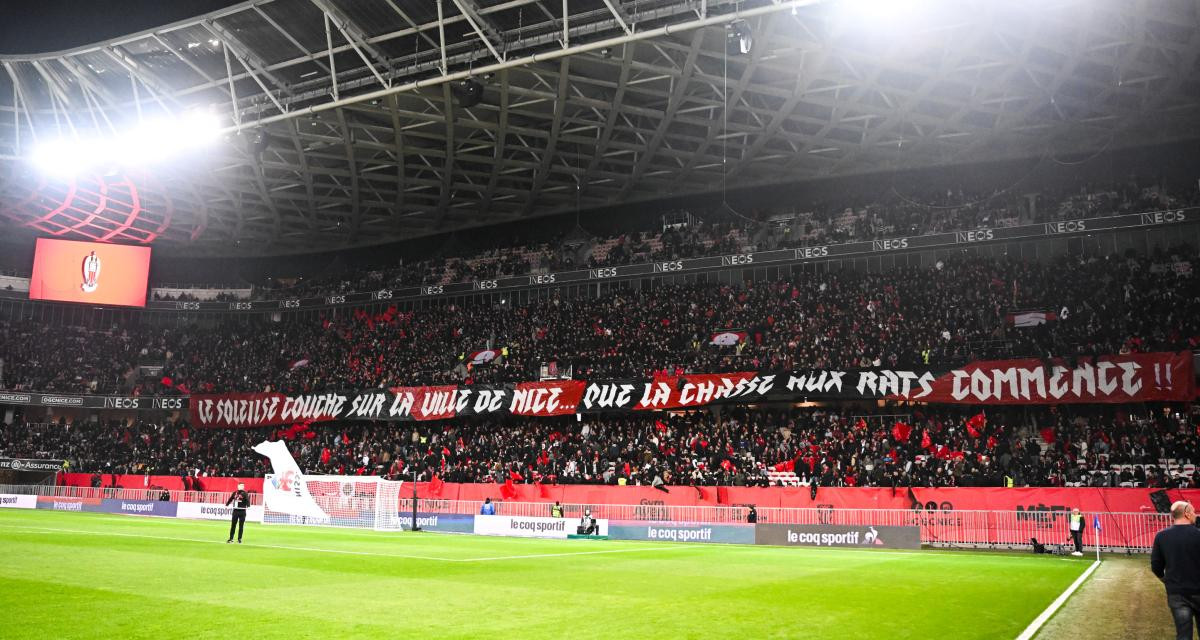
(0, 510, 1091, 639)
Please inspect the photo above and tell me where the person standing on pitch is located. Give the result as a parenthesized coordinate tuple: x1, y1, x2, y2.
(1151, 501, 1200, 640)
(225, 483, 250, 544)
(1067, 507, 1086, 556)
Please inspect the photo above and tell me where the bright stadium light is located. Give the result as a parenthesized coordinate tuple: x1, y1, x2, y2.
(842, 0, 924, 18)
(29, 109, 222, 178)
(30, 138, 102, 178)
(830, 0, 942, 42)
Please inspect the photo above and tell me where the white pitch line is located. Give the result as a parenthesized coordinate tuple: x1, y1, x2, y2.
(458, 545, 696, 562)
(1014, 559, 1100, 640)
(0, 523, 689, 563)
(0, 519, 1096, 563)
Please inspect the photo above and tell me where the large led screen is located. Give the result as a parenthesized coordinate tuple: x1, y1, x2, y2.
(29, 238, 151, 307)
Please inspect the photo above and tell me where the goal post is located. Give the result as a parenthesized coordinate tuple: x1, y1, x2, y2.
(261, 474, 405, 531)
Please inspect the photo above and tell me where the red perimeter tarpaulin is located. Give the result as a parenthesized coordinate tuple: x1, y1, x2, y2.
(58, 475, 1197, 547)
(59, 474, 1197, 513)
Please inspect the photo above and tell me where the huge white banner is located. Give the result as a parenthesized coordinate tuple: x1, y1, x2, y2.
(0, 494, 36, 509)
(176, 501, 264, 523)
(474, 514, 609, 539)
(253, 440, 329, 519)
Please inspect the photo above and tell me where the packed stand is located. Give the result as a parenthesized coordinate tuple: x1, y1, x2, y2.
(138, 178, 1197, 302)
(3, 405, 1196, 490)
(1, 250, 1197, 396)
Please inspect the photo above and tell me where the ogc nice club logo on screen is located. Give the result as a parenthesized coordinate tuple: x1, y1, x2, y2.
(81, 251, 101, 293)
(273, 470, 304, 497)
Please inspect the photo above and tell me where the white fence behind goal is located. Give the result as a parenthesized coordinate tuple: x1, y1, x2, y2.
(262, 474, 404, 531)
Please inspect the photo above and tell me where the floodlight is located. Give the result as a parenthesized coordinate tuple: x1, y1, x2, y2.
(248, 131, 271, 156)
(28, 108, 222, 178)
(31, 138, 100, 178)
(451, 78, 484, 108)
(726, 20, 753, 56)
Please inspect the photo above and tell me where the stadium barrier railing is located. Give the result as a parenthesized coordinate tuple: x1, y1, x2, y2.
(0, 485, 1170, 552)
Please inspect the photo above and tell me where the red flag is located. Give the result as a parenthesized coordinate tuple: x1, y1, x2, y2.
(160, 376, 173, 387)
(500, 478, 517, 500)
(536, 480, 551, 499)
(986, 436, 998, 449)
(655, 420, 668, 433)
(966, 413, 986, 438)
(891, 422, 912, 442)
(854, 418, 867, 431)
(1040, 428, 1056, 444)
(920, 430, 933, 451)
(428, 474, 444, 497)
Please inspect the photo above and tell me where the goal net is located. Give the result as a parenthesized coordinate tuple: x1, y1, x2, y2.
(262, 474, 405, 531)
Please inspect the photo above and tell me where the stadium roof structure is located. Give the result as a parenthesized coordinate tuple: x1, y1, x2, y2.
(0, 0, 1198, 255)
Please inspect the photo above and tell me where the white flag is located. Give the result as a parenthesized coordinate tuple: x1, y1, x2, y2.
(253, 440, 329, 519)
(1007, 310, 1057, 328)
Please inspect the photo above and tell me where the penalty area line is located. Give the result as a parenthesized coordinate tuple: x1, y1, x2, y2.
(1014, 559, 1100, 640)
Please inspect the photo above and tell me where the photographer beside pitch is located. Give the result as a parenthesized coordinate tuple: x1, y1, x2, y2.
(578, 509, 597, 535)
(225, 483, 250, 544)
(1150, 501, 1200, 640)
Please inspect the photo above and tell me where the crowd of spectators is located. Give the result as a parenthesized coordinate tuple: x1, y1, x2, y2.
(587, 222, 751, 268)
(3, 404, 1196, 489)
(151, 291, 245, 303)
(760, 180, 1197, 248)
(0, 249, 1196, 396)
(223, 179, 1200, 300)
(0, 177, 1190, 303)
(250, 240, 587, 302)
(240, 222, 753, 302)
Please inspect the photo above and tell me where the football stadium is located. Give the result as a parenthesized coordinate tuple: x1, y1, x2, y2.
(1, 0, 1199, 638)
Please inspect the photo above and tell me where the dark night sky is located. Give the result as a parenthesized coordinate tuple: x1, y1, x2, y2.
(0, 0, 245, 54)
